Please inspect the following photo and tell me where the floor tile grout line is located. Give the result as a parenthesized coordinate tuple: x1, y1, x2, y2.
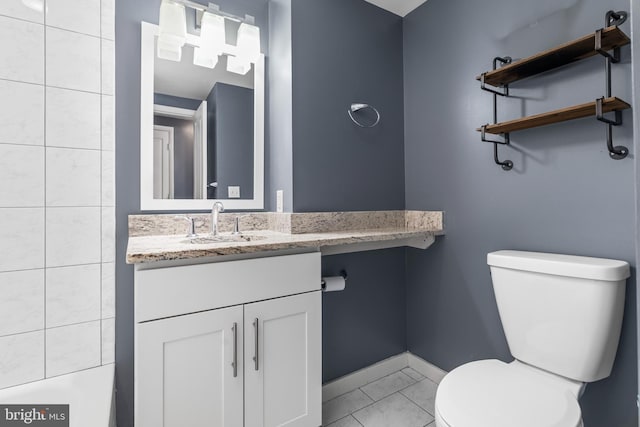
(348, 391, 434, 424)
(358, 370, 419, 402)
(323, 367, 418, 404)
(399, 389, 437, 417)
(323, 369, 438, 425)
(327, 414, 364, 427)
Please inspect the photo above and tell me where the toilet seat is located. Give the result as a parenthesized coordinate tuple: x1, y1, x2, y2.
(435, 359, 583, 427)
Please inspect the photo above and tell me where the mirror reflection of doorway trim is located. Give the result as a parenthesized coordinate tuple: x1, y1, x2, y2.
(192, 101, 207, 200)
(153, 103, 208, 200)
(153, 125, 174, 199)
(140, 21, 265, 211)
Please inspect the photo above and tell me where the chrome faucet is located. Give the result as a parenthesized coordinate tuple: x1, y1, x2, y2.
(210, 201, 225, 236)
(176, 215, 197, 238)
(232, 215, 248, 235)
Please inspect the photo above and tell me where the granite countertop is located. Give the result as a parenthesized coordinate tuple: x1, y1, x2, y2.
(126, 211, 444, 264)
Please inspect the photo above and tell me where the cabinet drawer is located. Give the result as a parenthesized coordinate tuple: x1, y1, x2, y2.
(135, 252, 321, 322)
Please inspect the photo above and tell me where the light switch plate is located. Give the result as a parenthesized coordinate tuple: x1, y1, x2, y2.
(228, 186, 240, 198)
(276, 190, 284, 213)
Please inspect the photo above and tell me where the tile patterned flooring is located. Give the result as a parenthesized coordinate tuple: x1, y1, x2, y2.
(323, 367, 440, 427)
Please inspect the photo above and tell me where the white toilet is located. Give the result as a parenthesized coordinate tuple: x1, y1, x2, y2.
(434, 250, 630, 427)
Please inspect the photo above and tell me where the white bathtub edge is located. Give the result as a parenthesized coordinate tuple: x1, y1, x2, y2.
(0, 364, 115, 427)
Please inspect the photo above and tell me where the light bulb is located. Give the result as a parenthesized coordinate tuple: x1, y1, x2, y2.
(157, 0, 187, 62)
(194, 12, 225, 69)
(236, 22, 261, 62)
(226, 55, 252, 75)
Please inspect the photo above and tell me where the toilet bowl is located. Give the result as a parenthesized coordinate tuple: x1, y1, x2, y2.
(435, 360, 584, 427)
(434, 250, 629, 427)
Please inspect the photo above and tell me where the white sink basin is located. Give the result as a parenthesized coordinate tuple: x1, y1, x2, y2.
(181, 234, 268, 244)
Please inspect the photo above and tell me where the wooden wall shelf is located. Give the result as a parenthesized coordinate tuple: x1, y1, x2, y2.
(478, 97, 631, 135)
(477, 11, 631, 170)
(477, 26, 630, 87)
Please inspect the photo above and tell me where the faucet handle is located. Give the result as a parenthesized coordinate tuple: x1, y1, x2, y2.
(232, 215, 249, 235)
(175, 215, 197, 238)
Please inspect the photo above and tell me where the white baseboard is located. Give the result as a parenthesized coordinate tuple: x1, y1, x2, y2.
(322, 353, 408, 402)
(407, 352, 448, 383)
(322, 352, 448, 402)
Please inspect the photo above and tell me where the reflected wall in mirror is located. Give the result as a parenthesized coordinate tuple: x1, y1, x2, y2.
(141, 17, 264, 210)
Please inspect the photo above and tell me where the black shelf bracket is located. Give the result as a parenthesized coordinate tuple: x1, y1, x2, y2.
(595, 10, 629, 160)
(480, 56, 513, 171)
(596, 97, 627, 159)
(481, 126, 513, 170)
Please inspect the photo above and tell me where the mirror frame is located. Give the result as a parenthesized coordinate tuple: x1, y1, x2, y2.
(140, 21, 265, 211)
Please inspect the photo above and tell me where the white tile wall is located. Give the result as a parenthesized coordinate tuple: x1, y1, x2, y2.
(101, 0, 115, 40)
(0, 1, 115, 389)
(0, 145, 44, 207)
(46, 27, 101, 92)
(101, 39, 115, 95)
(102, 207, 116, 263)
(101, 96, 115, 151)
(0, 80, 44, 146)
(0, 331, 45, 388)
(0, 270, 44, 336)
(0, 0, 45, 24)
(102, 318, 115, 364)
(46, 207, 102, 267)
(46, 321, 101, 377)
(46, 0, 101, 37)
(46, 87, 101, 149)
(0, 208, 45, 271)
(46, 264, 101, 328)
(101, 263, 115, 318)
(0, 16, 44, 84)
(46, 148, 101, 206)
(102, 151, 115, 206)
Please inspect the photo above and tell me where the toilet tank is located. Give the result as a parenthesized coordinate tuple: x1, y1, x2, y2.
(487, 250, 629, 383)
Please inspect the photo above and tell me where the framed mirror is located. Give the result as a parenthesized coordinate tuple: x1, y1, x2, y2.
(140, 21, 264, 210)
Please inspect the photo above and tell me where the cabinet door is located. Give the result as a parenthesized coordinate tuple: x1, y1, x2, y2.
(244, 291, 322, 427)
(136, 306, 244, 427)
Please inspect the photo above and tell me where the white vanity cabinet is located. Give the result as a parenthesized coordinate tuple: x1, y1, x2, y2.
(137, 305, 245, 427)
(244, 291, 321, 427)
(134, 252, 322, 427)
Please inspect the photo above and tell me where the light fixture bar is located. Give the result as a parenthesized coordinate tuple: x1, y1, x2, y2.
(170, 0, 256, 25)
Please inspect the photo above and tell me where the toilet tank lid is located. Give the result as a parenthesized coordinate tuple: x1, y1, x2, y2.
(487, 250, 630, 281)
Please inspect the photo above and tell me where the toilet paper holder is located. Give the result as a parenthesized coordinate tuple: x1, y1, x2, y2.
(321, 270, 348, 290)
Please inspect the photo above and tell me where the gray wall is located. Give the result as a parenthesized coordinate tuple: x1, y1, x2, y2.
(322, 249, 407, 382)
(267, 0, 294, 211)
(291, 0, 405, 212)
(209, 83, 255, 199)
(153, 115, 195, 199)
(288, 0, 407, 382)
(403, 0, 637, 426)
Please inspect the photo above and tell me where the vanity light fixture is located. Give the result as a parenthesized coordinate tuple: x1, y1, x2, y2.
(157, 0, 187, 62)
(226, 22, 261, 75)
(193, 12, 225, 69)
(157, 0, 262, 71)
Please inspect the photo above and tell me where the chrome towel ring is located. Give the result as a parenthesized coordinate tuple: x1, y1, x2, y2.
(348, 103, 381, 128)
